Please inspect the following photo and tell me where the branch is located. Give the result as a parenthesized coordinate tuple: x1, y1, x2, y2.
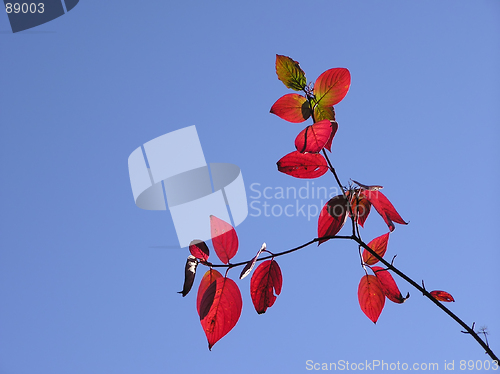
(206, 235, 353, 269)
(202, 232, 498, 361)
(320, 140, 496, 359)
(352, 236, 499, 362)
(200, 217, 498, 360)
(200, 91, 497, 359)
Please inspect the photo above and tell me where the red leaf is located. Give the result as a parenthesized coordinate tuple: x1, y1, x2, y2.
(323, 120, 339, 152)
(350, 194, 372, 227)
(210, 215, 238, 264)
(430, 290, 455, 302)
(358, 274, 386, 323)
(178, 255, 198, 297)
(270, 93, 311, 123)
(361, 190, 407, 232)
(250, 259, 283, 314)
(295, 119, 333, 153)
(362, 233, 390, 265)
(372, 266, 408, 304)
(240, 243, 266, 280)
(199, 277, 242, 350)
(317, 195, 348, 244)
(314, 68, 351, 107)
(275, 54, 307, 91)
(189, 240, 210, 262)
(277, 151, 328, 179)
(197, 269, 223, 316)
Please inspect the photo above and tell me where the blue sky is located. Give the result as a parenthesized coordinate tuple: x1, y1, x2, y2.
(1, 1, 499, 373)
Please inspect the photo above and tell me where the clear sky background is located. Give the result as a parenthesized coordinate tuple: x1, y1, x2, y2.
(1, 1, 499, 373)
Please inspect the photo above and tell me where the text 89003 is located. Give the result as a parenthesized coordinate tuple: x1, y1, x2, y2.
(5, 3, 45, 14)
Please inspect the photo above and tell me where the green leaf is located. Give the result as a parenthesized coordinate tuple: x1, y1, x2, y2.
(313, 104, 335, 122)
(275, 55, 307, 91)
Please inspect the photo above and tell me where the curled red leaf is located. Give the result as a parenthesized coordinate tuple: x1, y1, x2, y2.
(350, 194, 372, 227)
(189, 240, 210, 262)
(362, 233, 390, 265)
(372, 266, 409, 304)
(277, 151, 328, 179)
(178, 255, 198, 297)
(317, 195, 348, 244)
(199, 277, 242, 350)
(323, 120, 339, 152)
(240, 243, 266, 280)
(270, 93, 311, 123)
(210, 215, 238, 264)
(361, 190, 407, 232)
(275, 54, 307, 91)
(250, 259, 283, 314)
(197, 269, 223, 316)
(294, 119, 334, 153)
(430, 290, 455, 302)
(358, 274, 385, 324)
